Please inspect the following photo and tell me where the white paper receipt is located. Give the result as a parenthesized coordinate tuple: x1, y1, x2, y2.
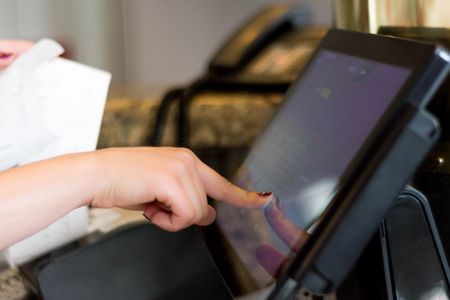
(0, 39, 111, 265)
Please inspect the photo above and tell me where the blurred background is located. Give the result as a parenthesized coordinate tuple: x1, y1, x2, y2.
(1, 0, 449, 95)
(0, 0, 332, 95)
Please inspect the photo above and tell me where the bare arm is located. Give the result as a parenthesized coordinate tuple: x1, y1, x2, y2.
(0, 147, 270, 250)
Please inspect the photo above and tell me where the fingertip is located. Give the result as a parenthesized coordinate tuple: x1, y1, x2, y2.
(207, 205, 216, 222)
(197, 205, 216, 226)
(223, 190, 274, 209)
(143, 206, 179, 232)
(143, 205, 159, 219)
(258, 192, 274, 208)
(142, 213, 152, 223)
(246, 191, 273, 208)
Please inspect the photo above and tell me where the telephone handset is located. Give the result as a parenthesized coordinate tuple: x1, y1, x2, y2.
(149, 5, 314, 147)
(209, 5, 310, 73)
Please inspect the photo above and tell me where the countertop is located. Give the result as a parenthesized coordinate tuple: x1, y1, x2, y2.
(98, 90, 282, 149)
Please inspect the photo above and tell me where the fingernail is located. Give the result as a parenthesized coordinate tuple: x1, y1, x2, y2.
(142, 213, 152, 223)
(0, 52, 13, 59)
(258, 192, 274, 208)
(257, 192, 272, 197)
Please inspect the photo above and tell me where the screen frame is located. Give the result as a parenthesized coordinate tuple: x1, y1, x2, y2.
(275, 30, 448, 295)
(201, 28, 444, 296)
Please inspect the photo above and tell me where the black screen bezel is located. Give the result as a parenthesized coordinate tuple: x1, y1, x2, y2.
(202, 29, 439, 296)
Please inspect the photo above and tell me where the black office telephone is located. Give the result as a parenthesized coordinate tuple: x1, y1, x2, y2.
(148, 5, 324, 148)
(208, 4, 311, 77)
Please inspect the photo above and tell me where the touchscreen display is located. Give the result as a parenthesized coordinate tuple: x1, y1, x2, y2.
(216, 49, 411, 287)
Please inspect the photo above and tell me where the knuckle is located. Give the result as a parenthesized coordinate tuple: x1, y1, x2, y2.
(160, 170, 181, 188)
(169, 158, 188, 174)
(175, 148, 197, 164)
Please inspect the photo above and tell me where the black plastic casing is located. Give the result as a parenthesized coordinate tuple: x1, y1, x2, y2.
(380, 186, 450, 300)
(267, 29, 450, 297)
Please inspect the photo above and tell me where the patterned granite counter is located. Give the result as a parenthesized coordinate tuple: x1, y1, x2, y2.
(0, 269, 27, 300)
(98, 91, 283, 149)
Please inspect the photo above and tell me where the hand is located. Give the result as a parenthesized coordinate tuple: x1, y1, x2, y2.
(0, 39, 34, 69)
(256, 196, 309, 277)
(90, 147, 271, 232)
(0, 147, 272, 249)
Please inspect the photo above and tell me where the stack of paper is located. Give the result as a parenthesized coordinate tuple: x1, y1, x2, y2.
(0, 39, 111, 265)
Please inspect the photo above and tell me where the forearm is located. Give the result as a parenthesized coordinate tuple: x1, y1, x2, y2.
(0, 152, 97, 249)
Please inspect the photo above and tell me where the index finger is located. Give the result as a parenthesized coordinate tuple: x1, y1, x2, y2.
(196, 159, 271, 208)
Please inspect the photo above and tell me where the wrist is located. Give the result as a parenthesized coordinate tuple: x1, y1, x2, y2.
(81, 148, 118, 208)
(60, 151, 103, 207)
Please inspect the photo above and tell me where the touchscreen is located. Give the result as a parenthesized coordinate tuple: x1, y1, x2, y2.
(216, 49, 411, 287)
